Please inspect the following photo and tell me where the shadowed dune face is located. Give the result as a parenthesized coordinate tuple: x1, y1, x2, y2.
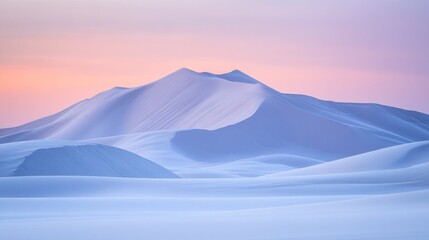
(0, 140, 178, 178)
(1, 69, 429, 178)
(0, 69, 429, 240)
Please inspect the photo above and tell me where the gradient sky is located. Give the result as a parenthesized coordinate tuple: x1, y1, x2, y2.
(1, 0, 428, 127)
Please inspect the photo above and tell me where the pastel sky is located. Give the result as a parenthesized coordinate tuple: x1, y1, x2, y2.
(1, 0, 428, 127)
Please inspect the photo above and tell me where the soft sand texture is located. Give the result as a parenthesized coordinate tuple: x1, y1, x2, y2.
(1, 69, 429, 239)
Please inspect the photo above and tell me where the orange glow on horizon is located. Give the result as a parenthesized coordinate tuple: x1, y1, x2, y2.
(1, 0, 428, 127)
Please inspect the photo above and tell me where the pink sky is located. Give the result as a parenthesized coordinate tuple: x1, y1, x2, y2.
(1, 0, 428, 127)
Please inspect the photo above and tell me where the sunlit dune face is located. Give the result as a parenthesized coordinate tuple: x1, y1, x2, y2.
(1, 0, 429, 127)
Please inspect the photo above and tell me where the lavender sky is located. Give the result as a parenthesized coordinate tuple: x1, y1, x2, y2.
(1, 0, 428, 127)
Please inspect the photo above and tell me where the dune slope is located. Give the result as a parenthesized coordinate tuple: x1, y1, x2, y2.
(0, 140, 178, 178)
